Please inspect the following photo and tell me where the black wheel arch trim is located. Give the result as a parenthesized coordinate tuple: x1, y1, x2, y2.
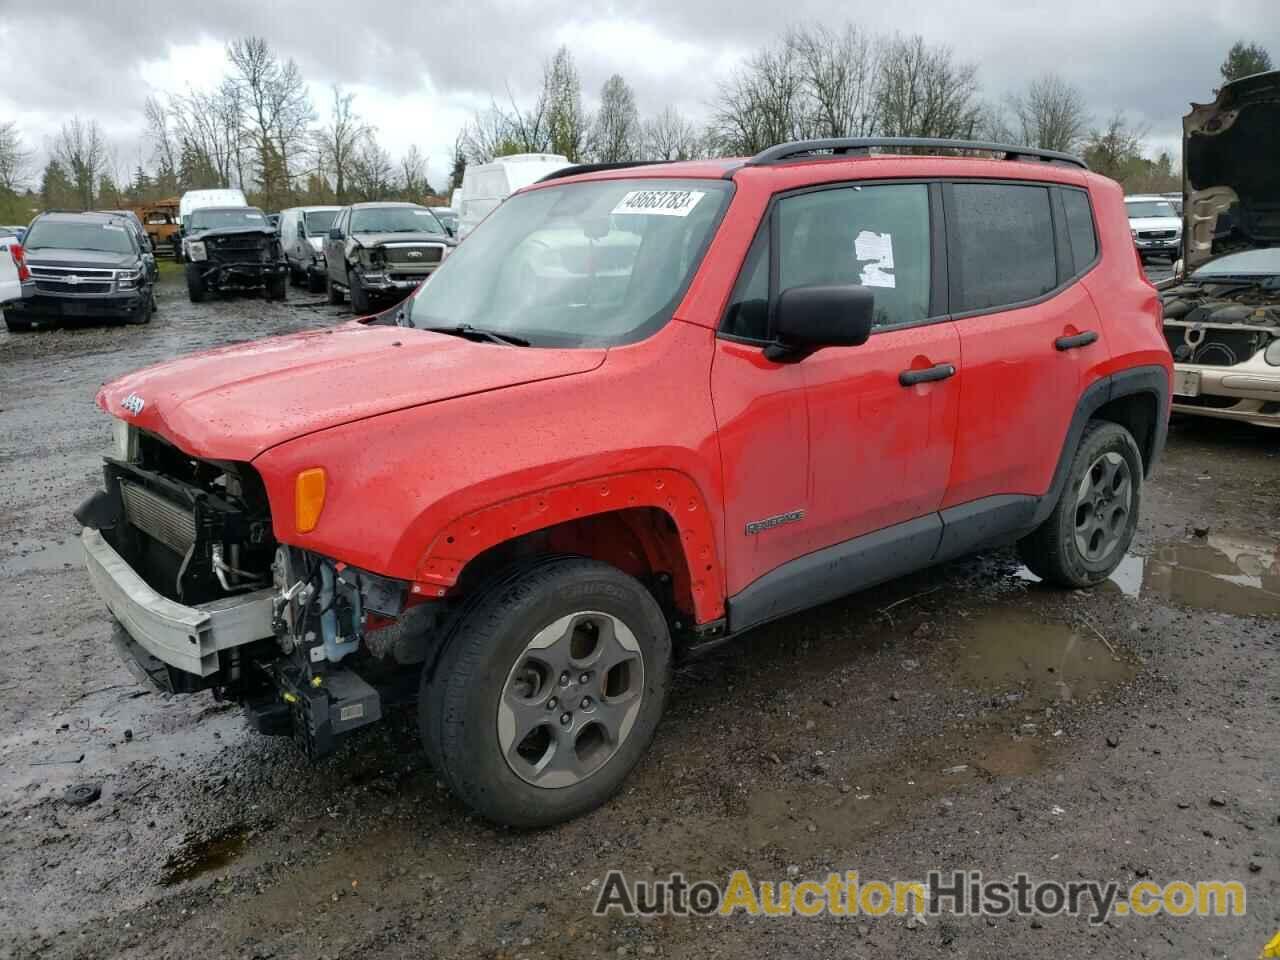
(1031, 364, 1168, 528)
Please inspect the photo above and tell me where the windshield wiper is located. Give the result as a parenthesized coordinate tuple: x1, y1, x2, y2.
(420, 323, 530, 347)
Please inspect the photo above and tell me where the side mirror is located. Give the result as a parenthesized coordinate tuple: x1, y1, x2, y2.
(328, 228, 343, 240)
(765, 284, 874, 361)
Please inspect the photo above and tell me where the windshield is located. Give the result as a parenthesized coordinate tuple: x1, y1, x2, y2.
(304, 210, 337, 234)
(351, 206, 444, 234)
(24, 220, 135, 254)
(408, 179, 732, 347)
(433, 209, 458, 230)
(1126, 200, 1177, 219)
(190, 208, 267, 231)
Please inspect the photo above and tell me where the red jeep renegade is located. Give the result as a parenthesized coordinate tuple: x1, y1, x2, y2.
(79, 138, 1172, 827)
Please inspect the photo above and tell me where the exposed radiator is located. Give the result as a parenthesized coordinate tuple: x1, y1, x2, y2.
(120, 481, 197, 554)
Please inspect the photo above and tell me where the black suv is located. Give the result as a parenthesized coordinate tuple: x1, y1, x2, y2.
(184, 207, 288, 303)
(323, 202, 455, 314)
(3, 211, 155, 332)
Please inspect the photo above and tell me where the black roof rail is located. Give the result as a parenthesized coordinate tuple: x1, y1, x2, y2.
(746, 138, 1088, 170)
(535, 161, 668, 183)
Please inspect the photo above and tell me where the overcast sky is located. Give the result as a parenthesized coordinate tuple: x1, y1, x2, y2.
(1, 0, 1277, 190)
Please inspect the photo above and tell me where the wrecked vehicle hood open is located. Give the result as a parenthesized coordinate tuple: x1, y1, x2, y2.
(96, 323, 605, 461)
(1183, 69, 1280, 272)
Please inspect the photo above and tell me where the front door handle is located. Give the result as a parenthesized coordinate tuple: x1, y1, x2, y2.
(899, 363, 956, 387)
(1055, 330, 1098, 351)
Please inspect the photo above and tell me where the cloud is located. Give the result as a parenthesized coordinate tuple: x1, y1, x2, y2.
(1, 0, 1277, 189)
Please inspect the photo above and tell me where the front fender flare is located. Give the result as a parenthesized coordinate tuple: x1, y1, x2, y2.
(413, 469, 724, 623)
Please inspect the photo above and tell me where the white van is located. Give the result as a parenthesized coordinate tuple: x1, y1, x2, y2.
(278, 206, 341, 292)
(178, 188, 248, 259)
(456, 154, 571, 238)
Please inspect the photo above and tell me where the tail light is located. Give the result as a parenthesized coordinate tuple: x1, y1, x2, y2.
(10, 243, 30, 282)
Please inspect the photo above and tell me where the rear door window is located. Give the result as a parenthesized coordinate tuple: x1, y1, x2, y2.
(948, 183, 1057, 312)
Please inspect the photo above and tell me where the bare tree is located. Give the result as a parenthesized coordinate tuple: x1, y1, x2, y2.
(1082, 112, 1149, 181)
(878, 35, 982, 140)
(314, 85, 368, 203)
(593, 74, 640, 162)
(505, 82, 551, 154)
(399, 144, 430, 198)
(642, 106, 701, 161)
(710, 42, 813, 155)
(1007, 73, 1089, 152)
(226, 36, 314, 206)
(790, 24, 881, 138)
(0, 121, 33, 193)
(52, 117, 108, 209)
(462, 103, 516, 163)
(168, 82, 242, 188)
(545, 47, 589, 161)
(349, 136, 395, 200)
(448, 132, 467, 193)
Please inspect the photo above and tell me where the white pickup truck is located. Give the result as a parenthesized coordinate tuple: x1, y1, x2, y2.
(0, 233, 34, 312)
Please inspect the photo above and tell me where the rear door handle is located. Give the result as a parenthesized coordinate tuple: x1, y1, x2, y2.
(898, 363, 956, 386)
(1055, 330, 1098, 351)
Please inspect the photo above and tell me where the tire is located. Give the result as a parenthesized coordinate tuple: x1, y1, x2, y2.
(326, 272, 343, 305)
(348, 270, 371, 315)
(420, 557, 672, 828)
(3, 310, 33, 332)
(307, 270, 325, 294)
(288, 264, 303, 287)
(125, 294, 152, 325)
(185, 263, 206, 303)
(265, 276, 287, 301)
(1017, 421, 1143, 588)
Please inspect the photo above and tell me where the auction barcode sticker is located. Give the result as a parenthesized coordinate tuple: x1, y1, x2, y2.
(612, 190, 705, 217)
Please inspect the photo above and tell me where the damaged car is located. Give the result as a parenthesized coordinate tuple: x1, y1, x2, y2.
(1161, 68, 1280, 427)
(79, 139, 1171, 828)
(184, 206, 288, 303)
(323, 202, 454, 314)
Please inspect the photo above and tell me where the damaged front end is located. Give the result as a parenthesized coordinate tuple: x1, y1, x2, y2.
(1161, 69, 1280, 425)
(348, 235, 450, 300)
(77, 425, 433, 756)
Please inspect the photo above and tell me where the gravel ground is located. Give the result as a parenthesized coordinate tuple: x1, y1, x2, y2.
(0, 266, 1276, 960)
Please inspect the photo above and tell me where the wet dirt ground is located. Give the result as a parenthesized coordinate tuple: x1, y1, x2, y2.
(0, 268, 1276, 959)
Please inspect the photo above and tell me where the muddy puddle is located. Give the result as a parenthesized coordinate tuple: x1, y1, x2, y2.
(0, 536, 83, 577)
(1016, 532, 1280, 618)
(947, 609, 1133, 706)
(161, 824, 254, 886)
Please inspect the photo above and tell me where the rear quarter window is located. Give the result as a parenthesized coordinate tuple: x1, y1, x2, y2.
(949, 183, 1057, 312)
(1060, 188, 1099, 272)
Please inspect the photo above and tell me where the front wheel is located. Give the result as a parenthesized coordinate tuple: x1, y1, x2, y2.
(3, 310, 33, 332)
(185, 263, 206, 303)
(420, 558, 671, 828)
(326, 272, 343, 304)
(1017, 421, 1142, 588)
(348, 271, 371, 315)
(264, 275, 287, 301)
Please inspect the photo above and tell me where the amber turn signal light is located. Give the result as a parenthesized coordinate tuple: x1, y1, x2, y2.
(295, 468, 326, 533)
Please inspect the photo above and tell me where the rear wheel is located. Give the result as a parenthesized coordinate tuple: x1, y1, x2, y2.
(420, 558, 671, 827)
(1017, 421, 1142, 588)
(185, 263, 206, 303)
(348, 270, 371, 315)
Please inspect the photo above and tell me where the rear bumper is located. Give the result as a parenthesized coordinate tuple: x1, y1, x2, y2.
(82, 528, 275, 678)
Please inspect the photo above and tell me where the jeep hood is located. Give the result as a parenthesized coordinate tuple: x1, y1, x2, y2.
(1183, 69, 1280, 271)
(97, 324, 605, 461)
(189, 225, 275, 240)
